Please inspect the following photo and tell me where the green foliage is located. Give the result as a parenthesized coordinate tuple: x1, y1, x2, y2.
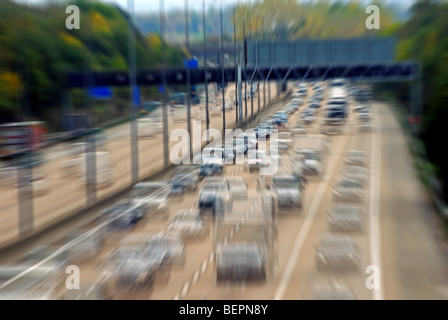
(0, 0, 185, 121)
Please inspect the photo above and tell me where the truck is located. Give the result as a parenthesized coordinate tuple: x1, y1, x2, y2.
(214, 196, 277, 284)
(0, 121, 47, 160)
(292, 134, 330, 177)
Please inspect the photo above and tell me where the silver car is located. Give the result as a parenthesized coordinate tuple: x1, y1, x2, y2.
(216, 243, 266, 283)
(327, 204, 364, 231)
(227, 177, 248, 200)
(341, 165, 369, 187)
(344, 150, 368, 167)
(314, 234, 361, 271)
(130, 182, 170, 219)
(169, 210, 208, 240)
(332, 178, 364, 203)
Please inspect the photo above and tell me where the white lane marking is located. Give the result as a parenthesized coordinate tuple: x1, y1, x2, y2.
(201, 261, 208, 274)
(274, 127, 349, 300)
(192, 271, 200, 284)
(369, 105, 384, 300)
(180, 282, 190, 297)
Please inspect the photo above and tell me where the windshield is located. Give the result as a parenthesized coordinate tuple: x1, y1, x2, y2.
(339, 179, 361, 188)
(203, 183, 227, 192)
(221, 250, 260, 262)
(273, 177, 298, 187)
(302, 152, 318, 161)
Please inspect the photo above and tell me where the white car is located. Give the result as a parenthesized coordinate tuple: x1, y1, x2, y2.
(227, 176, 248, 200)
(314, 234, 361, 270)
(332, 178, 364, 203)
(292, 124, 307, 136)
(341, 165, 369, 187)
(168, 211, 208, 240)
(130, 181, 170, 219)
(138, 117, 157, 138)
(327, 204, 364, 231)
(344, 150, 368, 167)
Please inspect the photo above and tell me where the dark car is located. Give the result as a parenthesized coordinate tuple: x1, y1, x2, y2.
(216, 243, 266, 283)
(198, 193, 225, 220)
(101, 200, 146, 229)
(198, 163, 223, 178)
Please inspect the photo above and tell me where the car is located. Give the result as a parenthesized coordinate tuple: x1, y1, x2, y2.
(168, 210, 208, 240)
(358, 118, 373, 132)
(254, 125, 271, 139)
(295, 149, 323, 176)
(308, 103, 321, 110)
(344, 150, 368, 167)
(270, 174, 303, 210)
(101, 199, 146, 229)
(314, 234, 361, 271)
(198, 162, 224, 178)
(292, 124, 307, 136)
(341, 165, 369, 187)
(171, 165, 199, 192)
(271, 132, 292, 153)
(327, 204, 364, 231)
(358, 110, 372, 121)
(300, 110, 316, 124)
(198, 180, 232, 217)
(332, 178, 364, 203)
(111, 249, 169, 291)
(246, 150, 271, 173)
(143, 232, 186, 267)
(130, 182, 170, 219)
(216, 243, 266, 283)
(227, 176, 248, 200)
(198, 192, 226, 220)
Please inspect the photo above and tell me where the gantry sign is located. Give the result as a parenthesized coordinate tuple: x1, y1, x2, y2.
(67, 37, 416, 86)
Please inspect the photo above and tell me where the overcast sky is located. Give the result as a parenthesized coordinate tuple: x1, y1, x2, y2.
(14, 0, 413, 14)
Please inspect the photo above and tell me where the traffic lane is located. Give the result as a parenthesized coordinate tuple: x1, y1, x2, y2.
(181, 137, 336, 299)
(377, 102, 448, 300)
(277, 104, 375, 300)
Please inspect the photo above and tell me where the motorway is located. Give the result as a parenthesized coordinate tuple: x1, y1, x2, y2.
(1, 81, 448, 300)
